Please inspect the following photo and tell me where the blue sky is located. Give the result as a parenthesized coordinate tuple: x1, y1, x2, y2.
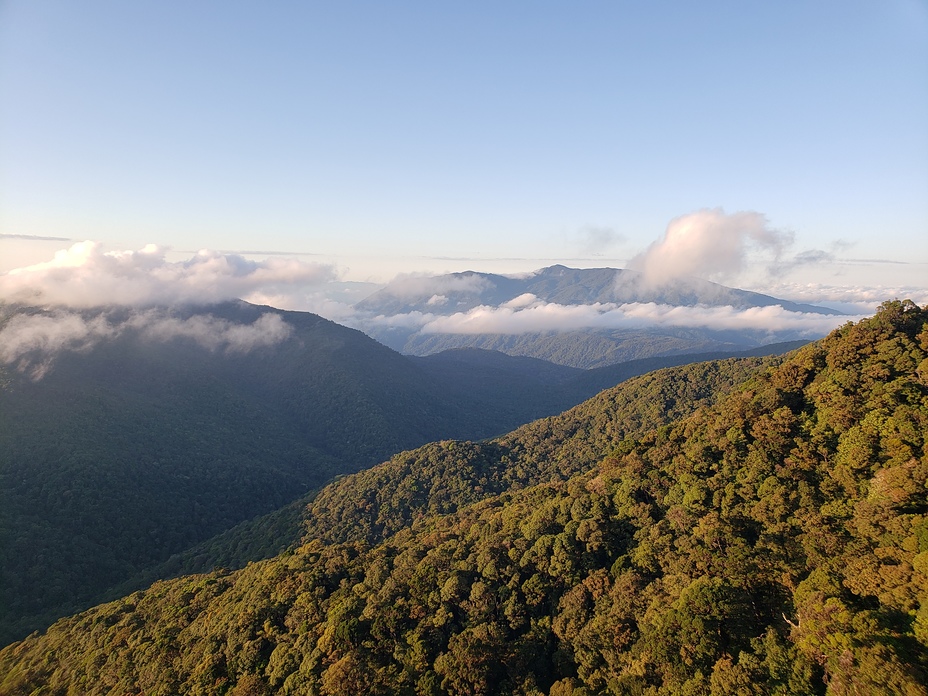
(1, 1, 926, 302)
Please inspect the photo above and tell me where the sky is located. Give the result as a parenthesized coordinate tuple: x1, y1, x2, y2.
(1, 1, 927, 319)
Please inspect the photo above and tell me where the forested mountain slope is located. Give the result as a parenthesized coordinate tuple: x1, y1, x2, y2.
(0, 299, 584, 644)
(0, 299, 800, 645)
(103, 350, 778, 605)
(2, 301, 925, 694)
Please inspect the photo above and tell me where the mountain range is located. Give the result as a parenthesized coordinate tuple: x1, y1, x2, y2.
(353, 265, 843, 367)
(1, 300, 924, 694)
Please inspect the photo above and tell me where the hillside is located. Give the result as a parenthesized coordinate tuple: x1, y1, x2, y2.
(96, 348, 788, 608)
(0, 299, 583, 644)
(2, 300, 925, 694)
(0, 300, 801, 645)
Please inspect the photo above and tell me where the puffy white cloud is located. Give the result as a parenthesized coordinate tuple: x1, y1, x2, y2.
(502, 293, 541, 309)
(629, 208, 793, 286)
(0, 241, 336, 308)
(0, 308, 293, 379)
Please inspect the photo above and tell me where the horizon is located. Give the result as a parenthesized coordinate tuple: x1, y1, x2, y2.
(2, 2, 927, 322)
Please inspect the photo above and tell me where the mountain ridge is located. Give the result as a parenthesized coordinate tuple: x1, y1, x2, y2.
(354, 265, 842, 367)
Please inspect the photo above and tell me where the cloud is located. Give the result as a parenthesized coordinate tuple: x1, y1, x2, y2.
(0, 308, 293, 379)
(375, 272, 493, 301)
(0, 233, 73, 241)
(410, 300, 854, 336)
(762, 282, 928, 314)
(629, 208, 793, 286)
(579, 226, 624, 256)
(0, 241, 336, 308)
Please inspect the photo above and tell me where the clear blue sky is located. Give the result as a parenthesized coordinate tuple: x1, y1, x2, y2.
(1, 0, 926, 291)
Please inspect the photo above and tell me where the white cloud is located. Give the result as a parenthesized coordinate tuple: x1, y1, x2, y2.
(127, 311, 293, 353)
(0, 312, 118, 375)
(375, 272, 493, 301)
(0, 308, 293, 379)
(0, 241, 336, 308)
(760, 282, 928, 314)
(502, 293, 540, 309)
(629, 208, 793, 286)
(412, 300, 855, 336)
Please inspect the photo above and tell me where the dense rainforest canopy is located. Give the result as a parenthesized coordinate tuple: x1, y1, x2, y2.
(1, 300, 926, 695)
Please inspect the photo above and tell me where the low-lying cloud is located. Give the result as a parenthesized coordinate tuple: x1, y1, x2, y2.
(629, 208, 793, 287)
(358, 298, 854, 337)
(0, 309, 293, 379)
(0, 241, 336, 308)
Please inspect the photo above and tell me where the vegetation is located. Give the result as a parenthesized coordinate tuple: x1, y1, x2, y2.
(2, 300, 925, 694)
(0, 300, 799, 645)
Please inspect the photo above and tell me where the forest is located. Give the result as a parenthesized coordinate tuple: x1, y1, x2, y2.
(0, 299, 798, 646)
(1, 300, 926, 694)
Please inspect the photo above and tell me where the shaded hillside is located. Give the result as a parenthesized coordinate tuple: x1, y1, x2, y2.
(3, 301, 924, 694)
(93, 349, 787, 607)
(0, 300, 570, 643)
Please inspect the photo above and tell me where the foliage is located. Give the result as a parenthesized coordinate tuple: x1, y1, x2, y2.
(3, 301, 926, 695)
(0, 300, 794, 645)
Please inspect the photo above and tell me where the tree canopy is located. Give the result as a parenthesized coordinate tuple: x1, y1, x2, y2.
(2, 300, 926, 695)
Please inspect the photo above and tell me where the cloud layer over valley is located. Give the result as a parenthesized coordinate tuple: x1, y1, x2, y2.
(354, 297, 857, 338)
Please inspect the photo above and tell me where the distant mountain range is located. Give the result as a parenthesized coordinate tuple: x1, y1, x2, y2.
(353, 265, 844, 367)
(0, 300, 803, 644)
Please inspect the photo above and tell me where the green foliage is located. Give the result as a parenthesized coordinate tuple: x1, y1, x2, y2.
(2, 300, 927, 695)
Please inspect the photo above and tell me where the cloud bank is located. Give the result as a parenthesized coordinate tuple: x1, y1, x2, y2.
(0, 241, 336, 308)
(353, 295, 855, 338)
(0, 309, 292, 379)
(629, 208, 793, 286)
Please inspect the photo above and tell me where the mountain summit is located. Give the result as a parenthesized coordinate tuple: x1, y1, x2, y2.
(356, 265, 840, 316)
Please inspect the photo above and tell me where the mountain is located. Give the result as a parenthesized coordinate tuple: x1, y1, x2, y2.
(354, 265, 843, 368)
(0, 300, 803, 645)
(3, 300, 924, 694)
(355, 265, 839, 316)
